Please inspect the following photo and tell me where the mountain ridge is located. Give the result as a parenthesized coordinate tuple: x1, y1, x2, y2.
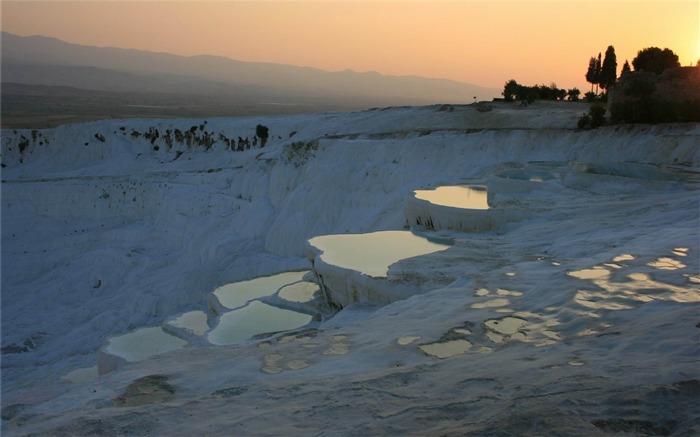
(1, 32, 500, 127)
(1, 32, 498, 102)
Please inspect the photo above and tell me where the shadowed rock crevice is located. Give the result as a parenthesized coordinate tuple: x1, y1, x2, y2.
(113, 375, 175, 407)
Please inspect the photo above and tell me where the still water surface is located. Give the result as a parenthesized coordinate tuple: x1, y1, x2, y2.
(309, 230, 451, 277)
(414, 185, 489, 210)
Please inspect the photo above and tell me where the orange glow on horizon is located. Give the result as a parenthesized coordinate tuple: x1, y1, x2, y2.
(2, 1, 698, 92)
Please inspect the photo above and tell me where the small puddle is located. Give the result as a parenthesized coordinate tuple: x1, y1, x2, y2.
(397, 335, 422, 345)
(419, 339, 472, 358)
(686, 275, 700, 284)
(208, 301, 313, 346)
(484, 317, 528, 336)
(475, 288, 490, 296)
(104, 327, 188, 363)
(471, 298, 510, 309)
(568, 268, 611, 280)
(673, 247, 688, 257)
(308, 230, 451, 277)
(575, 290, 636, 310)
(647, 257, 686, 270)
(414, 185, 489, 210)
(214, 271, 309, 309)
(496, 288, 522, 297)
(167, 310, 210, 335)
(570, 258, 699, 311)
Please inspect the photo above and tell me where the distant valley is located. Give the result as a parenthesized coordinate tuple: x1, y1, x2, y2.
(1, 32, 499, 128)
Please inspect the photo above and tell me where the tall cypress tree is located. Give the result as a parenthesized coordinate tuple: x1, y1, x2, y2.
(621, 60, 631, 77)
(594, 52, 602, 94)
(585, 56, 598, 93)
(600, 45, 618, 92)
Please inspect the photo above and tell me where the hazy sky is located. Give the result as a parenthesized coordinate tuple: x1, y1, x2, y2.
(2, 1, 698, 91)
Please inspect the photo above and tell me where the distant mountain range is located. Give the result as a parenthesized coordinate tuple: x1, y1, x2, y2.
(1, 32, 499, 127)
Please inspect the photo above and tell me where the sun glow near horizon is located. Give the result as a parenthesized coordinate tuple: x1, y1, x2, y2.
(2, 1, 698, 91)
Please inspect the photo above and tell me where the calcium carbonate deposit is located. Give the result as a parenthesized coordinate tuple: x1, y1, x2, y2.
(2, 103, 699, 436)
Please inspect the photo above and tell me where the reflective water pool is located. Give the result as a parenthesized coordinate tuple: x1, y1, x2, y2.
(308, 230, 452, 277)
(167, 310, 210, 335)
(214, 271, 309, 309)
(278, 281, 319, 303)
(103, 327, 187, 363)
(208, 301, 313, 346)
(419, 339, 472, 358)
(414, 185, 489, 210)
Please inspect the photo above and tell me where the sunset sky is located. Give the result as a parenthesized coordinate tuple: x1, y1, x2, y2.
(2, 1, 698, 92)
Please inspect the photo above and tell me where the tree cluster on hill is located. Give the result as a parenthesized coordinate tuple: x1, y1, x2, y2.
(502, 80, 580, 104)
(609, 68, 699, 124)
(607, 46, 698, 124)
(585, 45, 617, 98)
(631, 47, 680, 74)
(579, 45, 699, 126)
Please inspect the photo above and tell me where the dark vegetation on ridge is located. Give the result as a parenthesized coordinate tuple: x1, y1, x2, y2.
(503, 45, 700, 128)
(3, 121, 277, 167)
(2, 32, 697, 129)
